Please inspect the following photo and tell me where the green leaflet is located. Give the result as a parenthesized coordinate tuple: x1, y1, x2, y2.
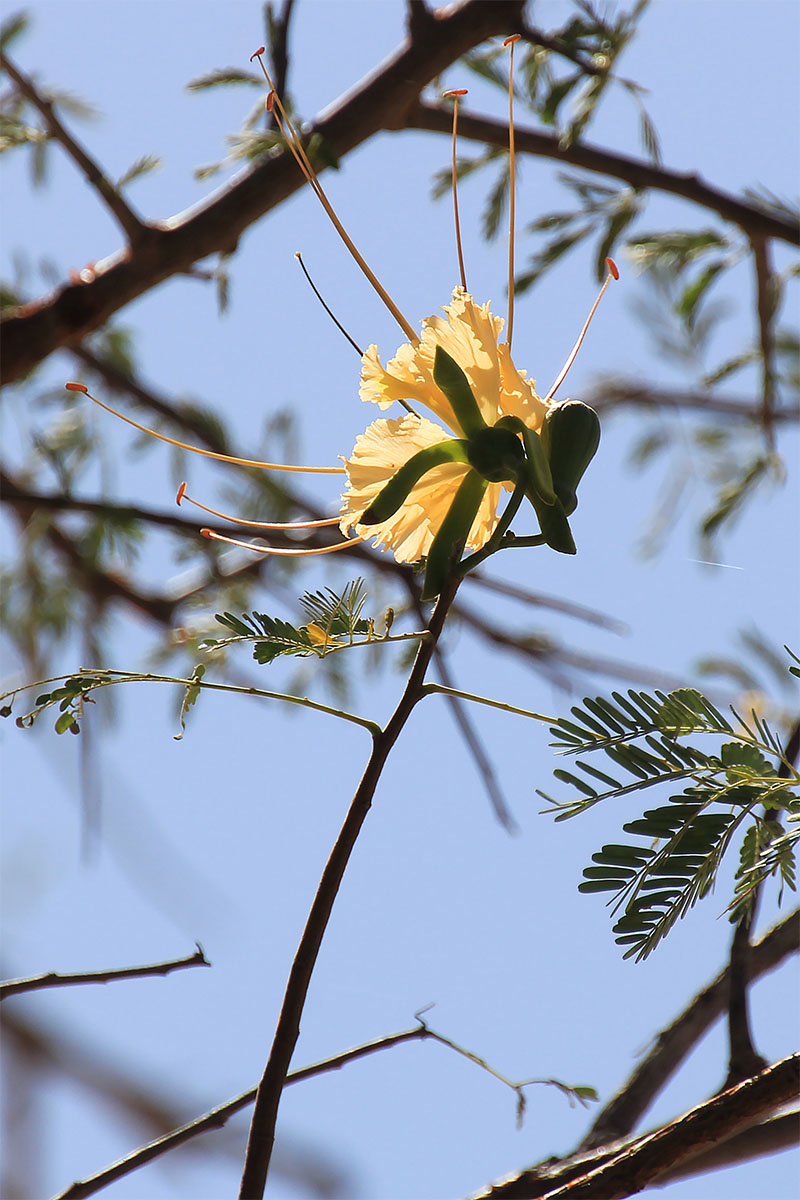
(360, 440, 470, 526)
(422, 470, 488, 601)
(432, 345, 486, 437)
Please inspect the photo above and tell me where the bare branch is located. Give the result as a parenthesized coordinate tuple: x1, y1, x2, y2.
(750, 233, 780, 450)
(588, 379, 800, 423)
(0, 945, 209, 1001)
(0, 0, 526, 384)
(408, 101, 800, 246)
(0, 52, 147, 243)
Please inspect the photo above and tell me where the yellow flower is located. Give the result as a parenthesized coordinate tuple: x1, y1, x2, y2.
(339, 289, 551, 562)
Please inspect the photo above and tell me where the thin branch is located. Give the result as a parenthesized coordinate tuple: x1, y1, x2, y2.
(408, 101, 800, 246)
(588, 378, 800, 423)
(0, 945, 209, 1001)
(238, 574, 462, 1196)
(654, 1111, 800, 1186)
(0, 52, 147, 243)
(406, 579, 518, 831)
(53, 1012, 590, 1200)
(467, 572, 627, 633)
(55, 1026, 429, 1200)
(750, 233, 779, 450)
(1, 0, 527, 384)
(580, 908, 800, 1147)
(518, 18, 607, 75)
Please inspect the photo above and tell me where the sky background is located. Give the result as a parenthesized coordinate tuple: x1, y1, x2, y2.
(2, 2, 799, 1198)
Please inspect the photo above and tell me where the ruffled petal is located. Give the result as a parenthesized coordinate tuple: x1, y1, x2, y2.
(358, 291, 551, 436)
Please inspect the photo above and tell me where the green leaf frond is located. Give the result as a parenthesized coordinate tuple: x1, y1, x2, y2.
(541, 680, 800, 960)
(207, 581, 424, 666)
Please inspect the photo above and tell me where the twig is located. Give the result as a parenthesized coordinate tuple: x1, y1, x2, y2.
(408, 101, 800, 246)
(0, 945, 209, 1001)
(266, 0, 295, 120)
(54, 1012, 590, 1200)
(238, 574, 462, 1196)
(750, 233, 779, 450)
(0, 52, 147, 243)
(580, 907, 799, 1148)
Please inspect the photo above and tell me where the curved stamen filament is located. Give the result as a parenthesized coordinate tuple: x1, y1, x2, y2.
(545, 258, 619, 401)
(177, 483, 341, 529)
(504, 35, 521, 351)
(251, 49, 418, 346)
(201, 528, 366, 556)
(65, 383, 345, 475)
(443, 89, 469, 291)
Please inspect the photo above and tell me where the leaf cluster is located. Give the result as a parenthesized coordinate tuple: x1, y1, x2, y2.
(541, 683, 799, 960)
(210, 579, 374, 664)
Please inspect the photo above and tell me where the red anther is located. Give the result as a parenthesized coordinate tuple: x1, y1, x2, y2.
(200, 528, 214, 539)
(443, 88, 468, 98)
(266, 90, 275, 112)
(176, 482, 187, 506)
(606, 257, 620, 280)
(504, 34, 521, 45)
(249, 47, 265, 61)
(65, 382, 88, 393)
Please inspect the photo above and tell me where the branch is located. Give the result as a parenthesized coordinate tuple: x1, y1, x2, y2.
(750, 233, 779, 449)
(541, 1055, 800, 1199)
(238, 574, 462, 1195)
(580, 907, 799, 1148)
(0, 0, 526, 383)
(0, 945, 209, 1000)
(587, 379, 800, 423)
(0, 52, 147, 243)
(408, 101, 800, 246)
(476, 1055, 800, 1199)
(54, 1013, 591, 1200)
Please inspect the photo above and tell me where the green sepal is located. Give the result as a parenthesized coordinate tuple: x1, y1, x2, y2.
(360, 439, 470, 525)
(527, 489, 576, 554)
(495, 415, 556, 505)
(542, 400, 601, 516)
(421, 470, 488, 601)
(433, 346, 487, 437)
(466, 425, 526, 484)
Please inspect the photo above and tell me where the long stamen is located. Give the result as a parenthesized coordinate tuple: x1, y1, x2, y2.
(443, 90, 468, 291)
(176, 482, 341, 529)
(200, 528, 366, 556)
(65, 383, 345, 475)
(504, 35, 521, 351)
(545, 258, 619, 401)
(250, 48, 418, 346)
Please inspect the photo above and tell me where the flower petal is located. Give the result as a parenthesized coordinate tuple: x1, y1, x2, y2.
(340, 414, 503, 562)
(359, 290, 551, 436)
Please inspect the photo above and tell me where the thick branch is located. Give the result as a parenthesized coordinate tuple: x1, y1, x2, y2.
(0, 0, 525, 384)
(477, 1055, 800, 1199)
(0, 945, 209, 1001)
(408, 102, 800, 246)
(543, 1055, 800, 1199)
(581, 908, 799, 1148)
(587, 379, 800, 423)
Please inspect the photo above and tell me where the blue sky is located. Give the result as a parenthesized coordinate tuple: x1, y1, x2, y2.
(2, 2, 799, 1198)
